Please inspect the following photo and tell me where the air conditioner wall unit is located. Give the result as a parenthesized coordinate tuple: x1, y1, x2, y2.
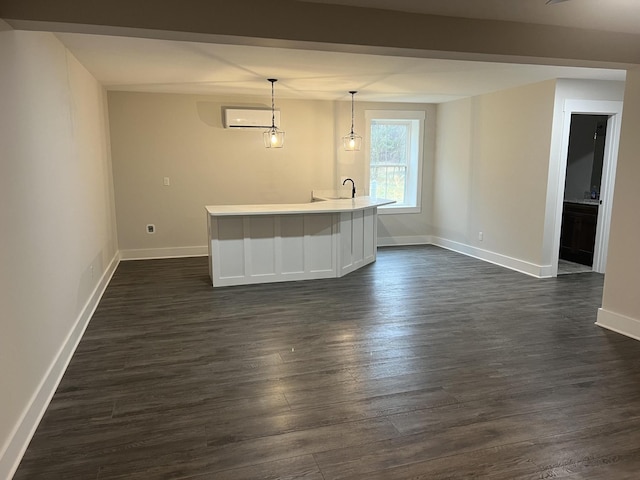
(223, 108, 281, 129)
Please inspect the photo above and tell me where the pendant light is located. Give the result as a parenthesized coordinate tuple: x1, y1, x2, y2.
(264, 78, 285, 148)
(343, 90, 362, 151)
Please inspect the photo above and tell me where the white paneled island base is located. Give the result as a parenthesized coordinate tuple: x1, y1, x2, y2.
(206, 197, 394, 287)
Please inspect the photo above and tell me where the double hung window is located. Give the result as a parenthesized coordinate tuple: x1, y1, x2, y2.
(365, 110, 424, 214)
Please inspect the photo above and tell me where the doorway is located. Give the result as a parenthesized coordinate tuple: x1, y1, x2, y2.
(549, 99, 623, 277)
(558, 115, 608, 274)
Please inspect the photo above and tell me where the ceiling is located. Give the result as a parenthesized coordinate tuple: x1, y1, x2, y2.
(53, 0, 636, 103)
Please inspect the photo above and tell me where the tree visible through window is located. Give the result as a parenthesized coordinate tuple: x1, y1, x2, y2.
(366, 110, 424, 213)
(370, 121, 411, 203)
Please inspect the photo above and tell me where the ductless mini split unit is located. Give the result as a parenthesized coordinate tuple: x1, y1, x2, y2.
(223, 108, 281, 129)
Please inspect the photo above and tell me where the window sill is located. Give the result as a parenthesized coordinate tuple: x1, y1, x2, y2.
(379, 205, 421, 215)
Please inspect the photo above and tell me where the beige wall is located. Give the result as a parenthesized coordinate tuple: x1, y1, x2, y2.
(108, 92, 336, 255)
(600, 68, 640, 323)
(433, 80, 556, 266)
(0, 30, 117, 476)
(433, 98, 473, 243)
(108, 92, 435, 255)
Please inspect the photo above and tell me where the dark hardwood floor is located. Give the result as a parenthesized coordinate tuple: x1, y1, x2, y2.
(14, 246, 640, 479)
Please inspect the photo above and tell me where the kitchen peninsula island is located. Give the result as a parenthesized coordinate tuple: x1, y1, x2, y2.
(206, 196, 394, 287)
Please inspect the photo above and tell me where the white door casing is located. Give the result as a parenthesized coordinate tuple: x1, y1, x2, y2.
(550, 99, 623, 276)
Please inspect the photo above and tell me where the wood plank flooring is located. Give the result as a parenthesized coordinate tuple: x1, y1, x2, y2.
(13, 245, 640, 479)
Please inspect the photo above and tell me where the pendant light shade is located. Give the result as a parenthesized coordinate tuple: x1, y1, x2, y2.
(343, 91, 362, 151)
(264, 79, 285, 148)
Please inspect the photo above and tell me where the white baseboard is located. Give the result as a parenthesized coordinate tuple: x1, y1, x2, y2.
(596, 308, 640, 342)
(538, 264, 555, 278)
(0, 252, 121, 480)
(430, 236, 552, 278)
(120, 245, 208, 260)
(378, 235, 431, 247)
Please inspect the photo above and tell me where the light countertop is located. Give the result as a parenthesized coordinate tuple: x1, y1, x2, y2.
(206, 196, 395, 216)
(564, 199, 600, 206)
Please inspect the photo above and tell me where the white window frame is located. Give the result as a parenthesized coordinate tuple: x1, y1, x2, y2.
(365, 110, 424, 214)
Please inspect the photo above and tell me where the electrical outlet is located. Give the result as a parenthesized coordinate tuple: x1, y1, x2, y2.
(163, 177, 170, 186)
(478, 231, 483, 241)
(146, 224, 155, 234)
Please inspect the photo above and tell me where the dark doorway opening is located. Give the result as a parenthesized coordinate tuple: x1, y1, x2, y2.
(559, 114, 608, 268)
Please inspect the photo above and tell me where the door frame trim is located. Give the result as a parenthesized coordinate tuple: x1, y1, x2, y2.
(551, 99, 623, 275)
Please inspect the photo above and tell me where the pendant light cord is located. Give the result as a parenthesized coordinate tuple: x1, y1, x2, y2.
(350, 91, 356, 135)
(269, 79, 277, 130)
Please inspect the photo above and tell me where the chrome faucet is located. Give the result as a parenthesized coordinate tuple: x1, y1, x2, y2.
(343, 178, 356, 198)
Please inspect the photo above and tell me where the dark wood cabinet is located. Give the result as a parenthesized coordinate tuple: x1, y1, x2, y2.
(560, 202, 598, 266)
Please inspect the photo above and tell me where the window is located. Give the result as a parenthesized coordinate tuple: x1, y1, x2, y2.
(365, 110, 424, 214)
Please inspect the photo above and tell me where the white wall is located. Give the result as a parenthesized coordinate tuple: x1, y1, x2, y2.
(432, 80, 557, 275)
(108, 93, 436, 257)
(597, 68, 640, 339)
(0, 30, 118, 478)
